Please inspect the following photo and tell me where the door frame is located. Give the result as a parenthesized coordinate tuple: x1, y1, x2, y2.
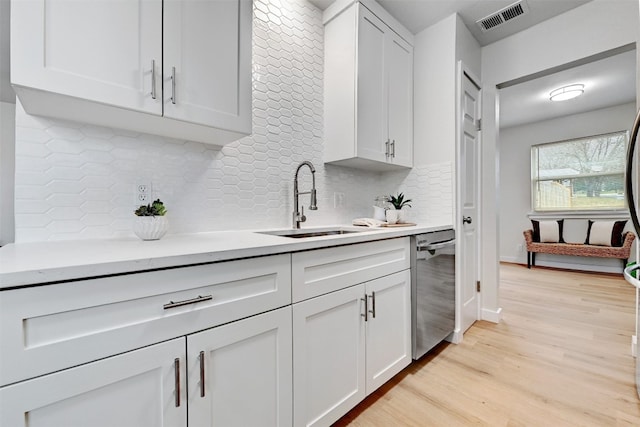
(452, 61, 482, 343)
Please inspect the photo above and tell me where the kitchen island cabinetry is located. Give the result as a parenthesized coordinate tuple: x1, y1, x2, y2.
(10, 0, 251, 146)
(292, 238, 411, 427)
(324, 0, 413, 170)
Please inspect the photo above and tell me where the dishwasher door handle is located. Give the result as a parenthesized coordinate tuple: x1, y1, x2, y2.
(417, 239, 455, 251)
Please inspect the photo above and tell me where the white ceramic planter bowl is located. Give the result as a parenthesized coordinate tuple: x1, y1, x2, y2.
(133, 216, 169, 240)
(385, 209, 399, 224)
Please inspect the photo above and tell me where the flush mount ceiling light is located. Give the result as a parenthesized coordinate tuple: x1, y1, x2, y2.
(549, 84, 584, 102)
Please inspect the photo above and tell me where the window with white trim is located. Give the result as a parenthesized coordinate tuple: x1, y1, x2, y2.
(531, 131, 628, 212)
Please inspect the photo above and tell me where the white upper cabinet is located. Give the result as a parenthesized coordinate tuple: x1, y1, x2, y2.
(10, 0, 163, 115)
(10, 0, 252, 146)
(163, 0, 251, 131)
(386, 34, 413, 167)
(324, 0, 414, 171)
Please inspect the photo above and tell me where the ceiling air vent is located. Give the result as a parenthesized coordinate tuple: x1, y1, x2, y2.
(476, 0, 530, 32)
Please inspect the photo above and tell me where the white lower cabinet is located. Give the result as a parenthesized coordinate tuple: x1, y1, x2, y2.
(0, 338, 187, 427)
(365, 270, 412, 394)
(0, 238, 413, 427)
(187, 307, 293, 427)
(293, 269, 412, 427)
(293, 284, 366, 427)
(0, 307, 293, 427)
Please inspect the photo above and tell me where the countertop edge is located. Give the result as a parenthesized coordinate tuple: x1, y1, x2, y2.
(0, 224, 453, 289)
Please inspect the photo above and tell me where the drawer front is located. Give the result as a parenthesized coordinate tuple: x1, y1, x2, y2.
(0, 254, 291, 386)
(292, 237, 410, 302)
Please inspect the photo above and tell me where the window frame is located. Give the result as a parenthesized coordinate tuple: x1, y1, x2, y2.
(530, 130, 629, 214)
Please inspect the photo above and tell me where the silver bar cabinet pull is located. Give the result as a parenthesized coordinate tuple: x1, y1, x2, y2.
(150, 60, 156, 100)
(369, 292, 376, 318)
(391, 140, 396, 158)
(163, 295, 213, 310)
(361, 296, 368, 322)
(171, 66, 176, 104)
(199, 351, 206, 398)
(174, 358, 181, 407)
(385, 139, 390, 157)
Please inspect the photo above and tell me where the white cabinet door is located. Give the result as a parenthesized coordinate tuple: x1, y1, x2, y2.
(187, 307, 293, 427)
(356, 6, 387, 164)
(11, 0, 162, 115)
(164, 0, 251, 133)
(386, 34, 413, 168)
(293, 284, 366, 427)
(0, 338, 186, 427)
(365, 270, 412, 394)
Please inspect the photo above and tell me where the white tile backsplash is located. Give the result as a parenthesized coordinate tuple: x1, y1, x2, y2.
(13, 0, 454, 242)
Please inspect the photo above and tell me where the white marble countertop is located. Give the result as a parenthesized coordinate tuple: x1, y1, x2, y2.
(0, 223, 452, 289)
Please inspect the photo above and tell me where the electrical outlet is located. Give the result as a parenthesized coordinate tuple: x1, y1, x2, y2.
(135, 183, 151, 205)
(334, 192, 345, 208)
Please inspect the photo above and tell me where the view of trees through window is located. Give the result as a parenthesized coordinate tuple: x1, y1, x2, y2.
(531, 131, 628, 211)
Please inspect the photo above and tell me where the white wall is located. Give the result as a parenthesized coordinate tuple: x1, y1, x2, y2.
(413, 14, 456, 168)
(500, 102, 637, 272)
(481, 0, 640, 317)
(11, 0, 453, 242)
(412, 13, 480, 232)
(0, 101, 15, 245)
(455, 14, 481, 78)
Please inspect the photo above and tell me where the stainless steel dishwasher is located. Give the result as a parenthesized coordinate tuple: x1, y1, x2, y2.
(411, 229, 456, 360)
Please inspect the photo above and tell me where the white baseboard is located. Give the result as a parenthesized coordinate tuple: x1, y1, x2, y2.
(481, 307, 502, 323)
(501, 254, 624, 274)
(448, 329, 463, 344)
(531, 260, 623, 274)
(500, 255, 523, 264)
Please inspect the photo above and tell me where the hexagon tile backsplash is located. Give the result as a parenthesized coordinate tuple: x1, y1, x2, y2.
(13, 0, 453, 242)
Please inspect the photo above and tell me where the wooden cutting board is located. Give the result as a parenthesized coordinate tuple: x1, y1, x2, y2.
(382, 222, 417, 227)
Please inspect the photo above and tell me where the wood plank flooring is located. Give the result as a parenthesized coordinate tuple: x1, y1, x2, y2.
(334, 263, 640, 426)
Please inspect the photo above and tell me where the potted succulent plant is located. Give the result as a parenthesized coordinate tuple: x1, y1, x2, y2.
(133, 199, 168, 240)
(386, 192, 412, 224)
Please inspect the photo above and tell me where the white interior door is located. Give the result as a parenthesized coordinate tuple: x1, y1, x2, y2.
(459, 70, 481, 334)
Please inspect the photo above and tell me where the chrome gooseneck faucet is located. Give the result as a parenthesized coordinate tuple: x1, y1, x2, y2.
(293, 161, 318, 229)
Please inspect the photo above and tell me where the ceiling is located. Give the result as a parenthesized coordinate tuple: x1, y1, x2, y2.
(309, 0, 592, 46)
(499, 48, 637, 128)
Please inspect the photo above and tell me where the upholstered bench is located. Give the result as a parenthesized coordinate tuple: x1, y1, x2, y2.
(523, 229, 635, 269)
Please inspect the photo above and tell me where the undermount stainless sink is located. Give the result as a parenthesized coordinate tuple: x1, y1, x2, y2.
(257, 227, 366, 239)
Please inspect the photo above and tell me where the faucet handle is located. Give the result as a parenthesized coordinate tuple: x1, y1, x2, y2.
(300, 206, 306, 223)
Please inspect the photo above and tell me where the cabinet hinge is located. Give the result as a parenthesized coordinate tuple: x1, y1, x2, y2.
(476, 119, 481, 132)
(476, 281, 481, 292)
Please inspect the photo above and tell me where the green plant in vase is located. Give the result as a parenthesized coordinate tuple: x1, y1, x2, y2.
(133, 199, 169, 240)
(387, 192, 412, 224)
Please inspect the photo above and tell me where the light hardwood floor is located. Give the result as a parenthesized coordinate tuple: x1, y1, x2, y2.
(334, 263, 640, 426)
